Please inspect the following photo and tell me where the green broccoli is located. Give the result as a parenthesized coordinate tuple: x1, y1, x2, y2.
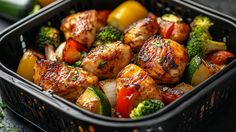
(129, 100, 164, 119)
(190, 15, 214, 39)
(187, 19, 226, 59)
(94, 25, 123, 46)
(190, 15, 213, 30)
(37, 26, 60, 50)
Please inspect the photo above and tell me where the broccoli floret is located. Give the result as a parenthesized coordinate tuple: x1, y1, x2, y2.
(129, 100, 164, 119)
(190, 15, 214, 39)
(187, 27, 226, 59)
(37, 26, 60, 50)
(94, 25, 123, 46)
(190, 15, 213, 30)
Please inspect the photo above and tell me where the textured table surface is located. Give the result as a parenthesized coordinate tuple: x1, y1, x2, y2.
(0, 0, 236, 132)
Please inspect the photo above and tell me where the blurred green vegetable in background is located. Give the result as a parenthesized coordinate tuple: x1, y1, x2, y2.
(0, 0, 56, 21)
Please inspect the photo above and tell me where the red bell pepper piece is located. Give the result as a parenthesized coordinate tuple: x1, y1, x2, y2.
(159, 19, 175, 39)
(163, 22, 175, 38)
(116, 85, 140, 118)
(63, 38, 87, 64)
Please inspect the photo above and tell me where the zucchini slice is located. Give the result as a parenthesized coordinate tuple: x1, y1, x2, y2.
(76, 86, 111, 116)
(186, 55, 212, 86)
(161, 14, 183, 23)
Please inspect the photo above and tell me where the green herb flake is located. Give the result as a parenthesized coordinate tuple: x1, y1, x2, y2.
(156, 57, 162, 63)
(132, 54, 138, 64)
(74, 70, 78, 75)
(75, 60, 82, 67)
(71, 76, 77, 82)
(166, 40, 170, 46)
(154, 42, 162, 48)
(69, 65, 74, 68)
(65, 69, 70, 73)
(98, 61, 107, 68)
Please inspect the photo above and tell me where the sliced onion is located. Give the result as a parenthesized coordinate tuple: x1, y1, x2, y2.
(45, 44, 56, 61)
(99, 79, 117, 107)
(55, 42, 66, 61)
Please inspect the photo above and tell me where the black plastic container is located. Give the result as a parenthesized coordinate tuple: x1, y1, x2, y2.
(0, 0, 236, 131)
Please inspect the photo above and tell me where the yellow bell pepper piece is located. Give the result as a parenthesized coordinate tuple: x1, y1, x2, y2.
(107, 0, 148, 31)
(17, 50, 38, 82)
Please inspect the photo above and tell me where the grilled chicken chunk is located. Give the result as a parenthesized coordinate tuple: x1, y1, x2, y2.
(81, 41, 133, 79)
(116, 64, 162, 108)
(60, 10, 107, 48)
(138, 35, 188, 84)
(158, 16, 190, 43)
(169, 22, 190, 43)
(33, 60, 98, 102)
(124, 14, 159, 52)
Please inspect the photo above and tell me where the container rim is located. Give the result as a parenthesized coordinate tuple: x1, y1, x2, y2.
(0, 0, 236, 128)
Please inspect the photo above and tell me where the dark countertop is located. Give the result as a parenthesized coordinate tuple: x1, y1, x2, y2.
(0, 0, 236, 132)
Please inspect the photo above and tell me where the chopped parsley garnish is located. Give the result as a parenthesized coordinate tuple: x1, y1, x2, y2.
(71, 76, 77, 81)
(98, 61, 107, 68)
(65, 69, 70, 73)
(75, 60, 82, 67)
(154, 42, 162, 48)
(156, 57, 162, 63)
(132, 53, 138, 64)
(74, 70, 78, 74)
(166, 40, 170, 46)
(68, 65, 74, 68)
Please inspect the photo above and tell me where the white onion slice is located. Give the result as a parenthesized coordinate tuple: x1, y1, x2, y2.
(45, 44, 56, 61)
(99, 79, 117, 107)
(55, 42, 66, 61)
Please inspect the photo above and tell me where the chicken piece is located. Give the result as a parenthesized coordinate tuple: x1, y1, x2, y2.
(158, 17, 190, 43)
(116, 64, 162, 117)
(124, 14, 159, 52)
(33, 60, 98, 102)
(170, 22, 190, 43)
(81, 41, 133, 79)
(138, 35, 188, 84)
(60, 10, 108, 48)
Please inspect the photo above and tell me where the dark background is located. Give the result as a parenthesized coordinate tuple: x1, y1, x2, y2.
(0, 0, 236, 131)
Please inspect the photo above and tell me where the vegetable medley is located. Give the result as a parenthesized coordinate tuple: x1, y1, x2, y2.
(16, 1, 235, 119)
